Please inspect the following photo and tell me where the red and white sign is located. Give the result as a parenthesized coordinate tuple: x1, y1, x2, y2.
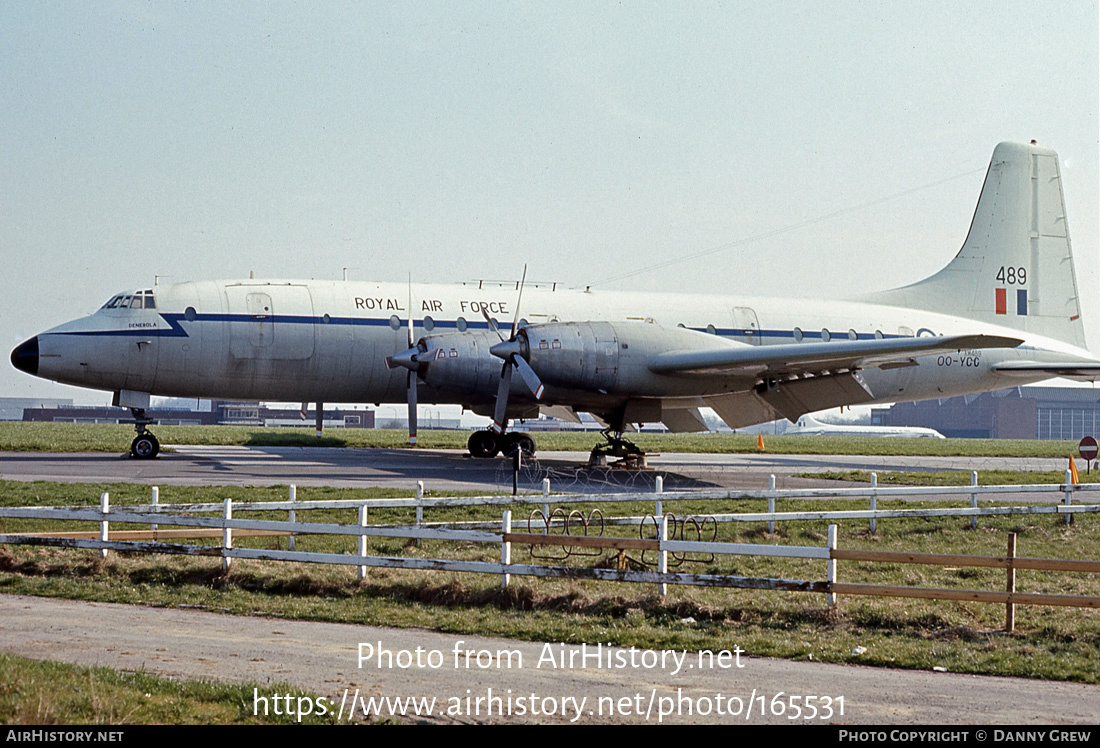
(1079, 436, 1098, 462)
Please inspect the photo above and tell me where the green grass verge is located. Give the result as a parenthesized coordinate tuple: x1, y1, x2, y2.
(0, 421, 1089, 457)
(1, 479, 1098, 692)
(0, 652, 341, 724)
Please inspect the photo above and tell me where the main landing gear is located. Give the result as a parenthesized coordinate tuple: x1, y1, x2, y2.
(467, 430, 536, 459)
(128, 408, 160, 459)
(588, 428, 647, 469)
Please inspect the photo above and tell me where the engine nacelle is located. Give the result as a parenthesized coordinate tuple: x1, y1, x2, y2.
(521, 321, 747, 397)
(414, 330, 505, 398)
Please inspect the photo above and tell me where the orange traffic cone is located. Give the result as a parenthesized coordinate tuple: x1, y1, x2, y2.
(1069, 456, 1080, 484)
(757, 434, 765, 451)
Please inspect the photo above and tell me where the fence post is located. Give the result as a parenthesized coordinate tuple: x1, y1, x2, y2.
(151, 486, 159, 534)
(99, 492, 109, 560)
(358, 504, 368, 581)
(658, 514, 669, 597)
(869, 472, 878, 534)
(416, 481, 424, 547)
(827, 524, 837, 608)
(1005, 532, 1017, 633)
(970, 471, 978, 530)
(542, 478, 551, 534)
(501, 510, 512, 589)
(767, 474, 776, 534)
(222, 499, 232, 573)
(1063, 469, 1074, 526)
(655, 475, 663, 519)
(288, 484, 297, 551)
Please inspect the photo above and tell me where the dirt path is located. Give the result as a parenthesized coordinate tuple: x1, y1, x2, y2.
(2, 594, 1097, 725)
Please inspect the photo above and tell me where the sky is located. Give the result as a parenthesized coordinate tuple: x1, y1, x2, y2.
(2, 0, 1098, 408)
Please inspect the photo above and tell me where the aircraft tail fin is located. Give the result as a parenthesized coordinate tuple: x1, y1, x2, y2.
(862, 142, 1086, 348)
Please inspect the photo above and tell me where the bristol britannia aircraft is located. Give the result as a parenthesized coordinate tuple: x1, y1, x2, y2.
(11, 142, 1100, 461)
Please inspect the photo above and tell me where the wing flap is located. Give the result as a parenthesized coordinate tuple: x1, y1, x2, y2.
(660, 406, 710, 433)
(759, 371, 875, 422)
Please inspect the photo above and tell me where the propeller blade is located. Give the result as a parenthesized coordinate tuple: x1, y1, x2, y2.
(510, 264, 527, 339)
(482, 306, 505, 341)
(407, 370, 418, 445)
(515, 356, 544, 400)
(407, 278, 414, 348)
(490, 363, 513, 434)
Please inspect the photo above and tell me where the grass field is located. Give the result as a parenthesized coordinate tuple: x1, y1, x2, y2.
(0, 421, 1088, 458)
(0, 652, 341, 725)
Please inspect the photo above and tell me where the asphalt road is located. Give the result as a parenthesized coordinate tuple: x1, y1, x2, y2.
(3, 595, 1098, 725)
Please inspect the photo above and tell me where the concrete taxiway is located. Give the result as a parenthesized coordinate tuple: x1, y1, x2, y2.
(0, 444, 1075, 494)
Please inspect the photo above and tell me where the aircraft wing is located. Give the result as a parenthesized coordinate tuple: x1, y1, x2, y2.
(650, 333, 1023, 425)
(648, 334, 1023, 376)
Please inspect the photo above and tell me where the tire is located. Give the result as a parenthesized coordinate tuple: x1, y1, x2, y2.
(131, 434, 160, 459)
(467, 430, 499, 459)
(504, 433, 536, 457)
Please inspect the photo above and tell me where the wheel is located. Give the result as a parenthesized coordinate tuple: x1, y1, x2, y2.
(503, 433, 536, 457)
(467, 430, 499, 459)
(130, 434, 160, 459)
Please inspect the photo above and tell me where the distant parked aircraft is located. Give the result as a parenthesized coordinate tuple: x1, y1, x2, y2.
(787, 414, 946, 439)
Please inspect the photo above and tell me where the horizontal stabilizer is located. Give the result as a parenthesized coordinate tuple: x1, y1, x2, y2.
(992, 362, 1100, 382)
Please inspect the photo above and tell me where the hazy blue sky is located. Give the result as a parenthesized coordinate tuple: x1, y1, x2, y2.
(2, 1, 1097, 404)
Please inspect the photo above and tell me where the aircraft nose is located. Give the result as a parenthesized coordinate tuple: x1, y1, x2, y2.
(10, 336, 39, 377)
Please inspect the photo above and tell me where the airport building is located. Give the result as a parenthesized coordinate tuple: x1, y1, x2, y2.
(873, 386, 1100, 440)
(13, 400, 375, 429)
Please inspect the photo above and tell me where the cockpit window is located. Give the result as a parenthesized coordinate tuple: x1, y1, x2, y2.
(100, 290, 155, 310)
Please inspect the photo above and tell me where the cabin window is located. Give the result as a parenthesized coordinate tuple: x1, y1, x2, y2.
(821, 329, 831, 342)
(875, 329, 884, 339)
(323, 314, 331, 324)
(389, 315, 401, 331)
(456, 317, 468, 332)
(184, 306, 197, 321)
(793, 327, 803, 342)
(706, 324, 717, 335)
(848, 329, 857, 340)
(423, 316, 435, 332)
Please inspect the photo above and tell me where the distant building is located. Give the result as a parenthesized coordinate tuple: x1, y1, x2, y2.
(873, 386, 1100, 440)
(19, 400, 374, 429)
(0, 398, 74, 421)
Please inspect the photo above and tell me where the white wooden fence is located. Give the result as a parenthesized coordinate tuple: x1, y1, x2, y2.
(1, 474, 1098, 604)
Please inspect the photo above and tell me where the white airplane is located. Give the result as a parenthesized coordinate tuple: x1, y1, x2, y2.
(11, 142, 1100, 461)
(786, 414, 946, 439)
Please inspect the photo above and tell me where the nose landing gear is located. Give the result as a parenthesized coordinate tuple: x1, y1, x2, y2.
(128, 408, 160, 459)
